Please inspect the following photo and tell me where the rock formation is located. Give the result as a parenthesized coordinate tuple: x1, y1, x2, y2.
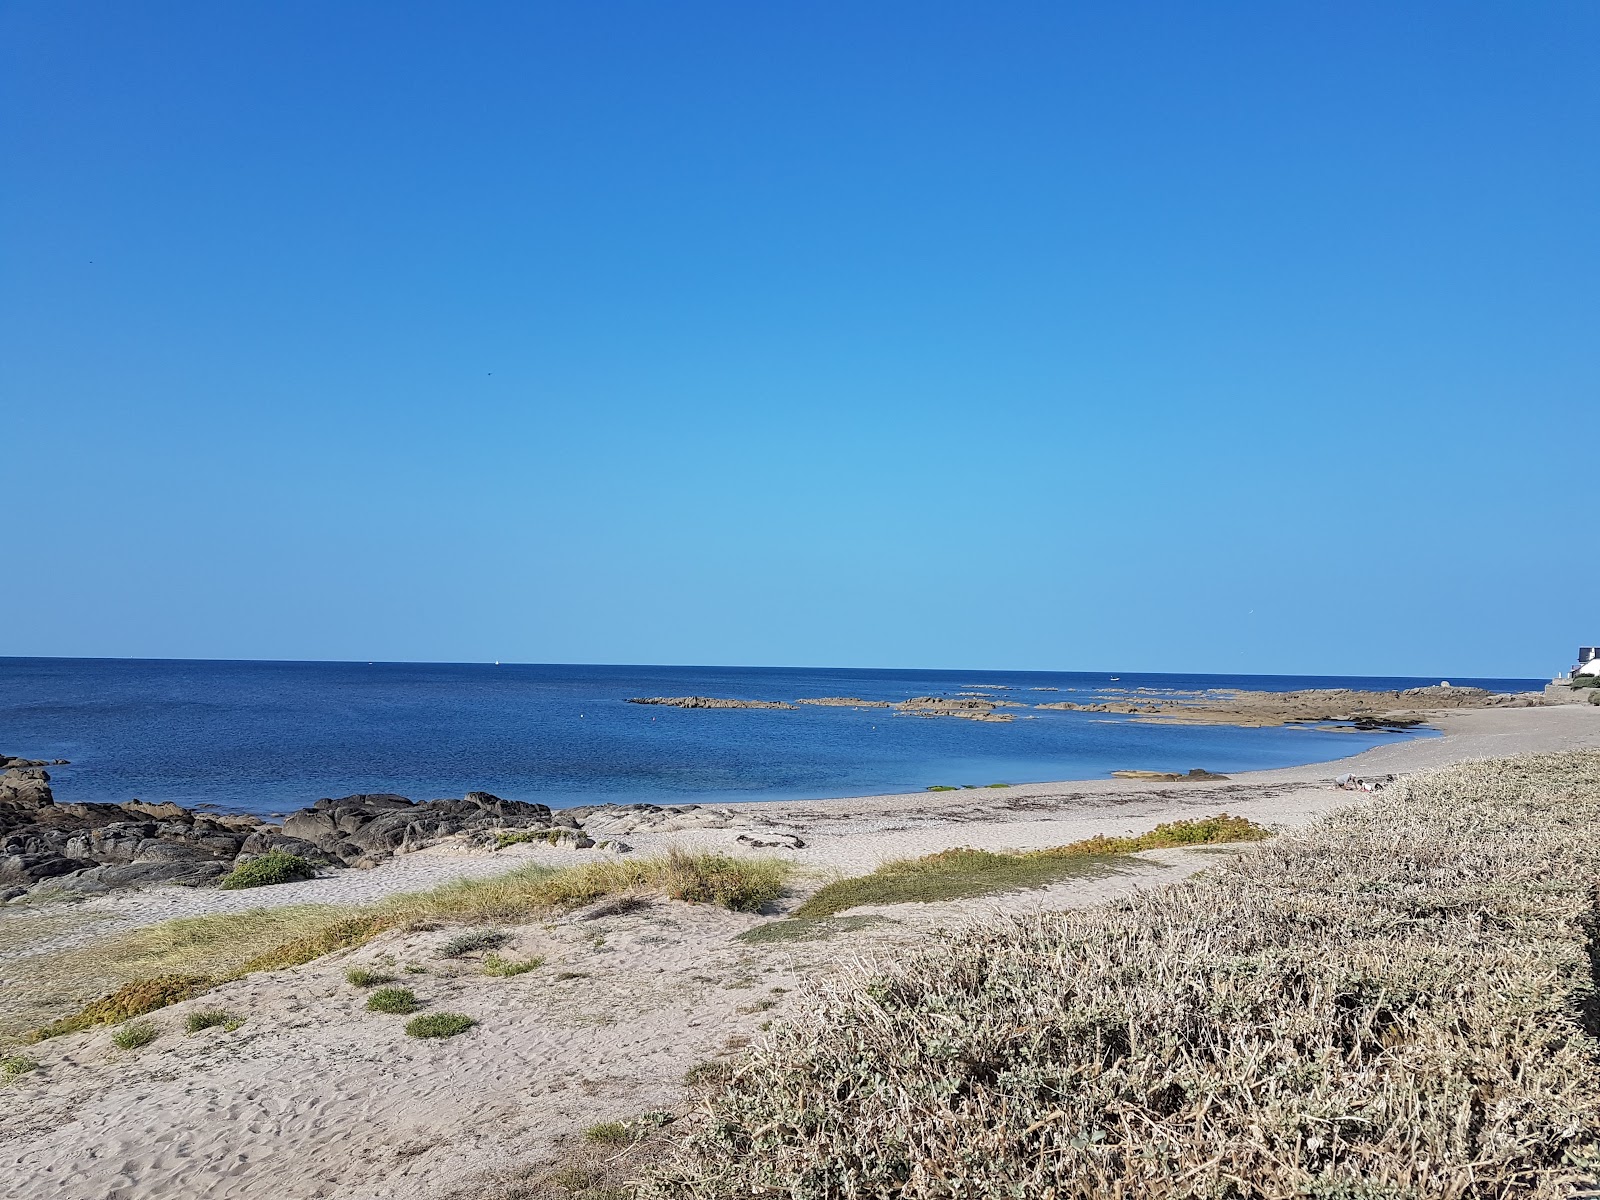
(0, 757, 559, 899)
(626, 696, 797, 710)
(1034, 685, 1548, 728)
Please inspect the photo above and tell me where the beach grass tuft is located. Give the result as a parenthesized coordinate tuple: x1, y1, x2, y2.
(647, 753, 1600, 1198)
(366, 987, 419, 1014)
(345, 966, 395, 987)
(483, 953, 543, 977)
(184, 1009, 239, 1033)
(111, 1018, 160, 1049)
(438, 928, 511, 958)
(1, 1053, 40, 1077)
(217, 850, 317, 890)
(404, 1012, 475, 1038)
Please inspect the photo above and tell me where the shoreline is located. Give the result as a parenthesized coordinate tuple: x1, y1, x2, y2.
(1, 703, 1596, 1200)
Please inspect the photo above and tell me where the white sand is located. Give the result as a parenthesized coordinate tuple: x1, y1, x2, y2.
(2, 702, 1596, 1200)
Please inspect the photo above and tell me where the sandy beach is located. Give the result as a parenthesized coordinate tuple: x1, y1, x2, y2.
(2, 702, 1597, 1200)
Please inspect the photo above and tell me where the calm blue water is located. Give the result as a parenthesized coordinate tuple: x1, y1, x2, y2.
(0, 658, 1543, 817)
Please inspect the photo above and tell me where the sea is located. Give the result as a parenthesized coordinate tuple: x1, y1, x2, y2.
(0, 658, 1547, 818)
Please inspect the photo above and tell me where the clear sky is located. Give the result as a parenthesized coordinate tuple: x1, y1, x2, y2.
(3, 3, 1595, 678)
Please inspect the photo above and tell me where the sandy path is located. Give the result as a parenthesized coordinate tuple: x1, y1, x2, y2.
(0, 703, 1595, 1200)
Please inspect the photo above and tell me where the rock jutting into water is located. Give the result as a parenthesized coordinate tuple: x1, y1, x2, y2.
(896, 697, 1015, 722)
(626, 696, 797, 710)
(1036, 685, 1549, 728)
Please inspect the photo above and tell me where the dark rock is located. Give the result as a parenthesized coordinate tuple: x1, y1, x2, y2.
(237, 831, 338, 864)
(60, 860, 229, 892)
(0, 852, 97, 886)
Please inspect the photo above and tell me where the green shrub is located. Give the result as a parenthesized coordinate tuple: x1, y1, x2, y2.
(345, 967, 394, 987)
(217, 851, 317, 890)
(585, 1120, 633, 1144)
(185, 1009, 239, 1033)
(404, 1012, 475, 1038)
(1, 1054, 40, 1076)
(111, 1019, 160, 1049)
(438, 928, 510, 958)
(366, 987, 418, 1014)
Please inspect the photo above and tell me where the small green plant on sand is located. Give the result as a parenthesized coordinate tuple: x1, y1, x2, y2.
(345, 966, 394, 987)
(585, 1120, 633, 1145)
(1, 1054, 40, 1077)
(217, 851, 317, 890)
(438, 928, 510, 958)
(404, 1012, 475, 1038)
(112, 1019, 160, 1049)
(483, 953, 543, 977)
(185, 1009, 241, 1033)
(925, 785, 958, 791)
(367, 987, 419, 1014)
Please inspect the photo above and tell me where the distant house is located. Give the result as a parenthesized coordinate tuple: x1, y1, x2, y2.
(1574, 647, 1600, 678)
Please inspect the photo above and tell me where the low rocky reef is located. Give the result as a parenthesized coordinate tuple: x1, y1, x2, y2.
(1035, 684, 1550, 728)
(627, 696, 797, 710)
(629, 695, 1016, 721)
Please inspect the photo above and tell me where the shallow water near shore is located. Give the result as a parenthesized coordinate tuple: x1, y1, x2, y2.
(0, 658, 1539, 816)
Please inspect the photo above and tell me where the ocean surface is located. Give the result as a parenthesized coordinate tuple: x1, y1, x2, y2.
(0, 658, 1545, 818)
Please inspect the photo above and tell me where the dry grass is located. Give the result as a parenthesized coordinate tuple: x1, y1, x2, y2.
(18, 851, 789, 1041)
(791, 814, 1267, 919)
(451, 1115, 679, 1200)
(649, 753, 1600, 1198)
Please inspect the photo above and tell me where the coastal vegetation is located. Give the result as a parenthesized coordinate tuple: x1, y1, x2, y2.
(404, 1012, 475, 1038)
(110, 1020, 159, 1049)
(493, 828, 581, 849)
(438, 928, 510, 958)
(184, 1009, 241, 1033)
(344, 966, 394, 987)
(366, 987, 418, 1014)
(648, 754, 1600, 1197)
(790, 813, 1269, 919)
(216, 850, 317, 890)
(482, 953, 542, 977)
(1, 1054, 39, 1077)
(17, 850, 791, 1040)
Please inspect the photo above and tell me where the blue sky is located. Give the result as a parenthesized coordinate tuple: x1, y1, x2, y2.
(2, 2, 1595, 677)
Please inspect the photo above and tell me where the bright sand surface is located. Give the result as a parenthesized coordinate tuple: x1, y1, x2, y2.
(2, 703, 1597, 1199)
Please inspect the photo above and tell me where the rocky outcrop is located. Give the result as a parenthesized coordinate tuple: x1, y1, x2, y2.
(1, 760, 265, 897)
(277, 791, 554, 868)
(627, 696, 797, 710)
(1, 757, 562, 898)
(896, 697, 1015, 722)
